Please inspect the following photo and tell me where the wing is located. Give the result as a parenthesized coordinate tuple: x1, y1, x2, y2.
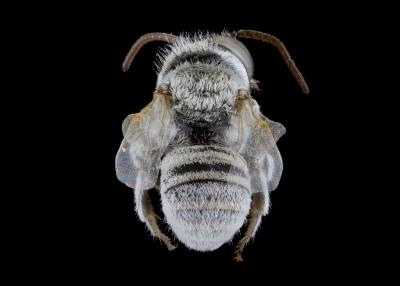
(115, 92, 176, 190)
(225, 95, 286, 194)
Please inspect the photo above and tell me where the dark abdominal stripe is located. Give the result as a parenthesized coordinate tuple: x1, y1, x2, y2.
(165, 179, 249, 194)
(193, 145, 232, 155)
(171, 162, 246, 177)
(161, 145, 251, 196)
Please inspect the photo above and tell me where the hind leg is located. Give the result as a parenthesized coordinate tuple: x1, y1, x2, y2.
(134, 187, 177, 251)
(233, 192, 269, 262)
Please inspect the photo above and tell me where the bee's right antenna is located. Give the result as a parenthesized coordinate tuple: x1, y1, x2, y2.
(122, 33, 178, 72)
(235, 30, 309, 94)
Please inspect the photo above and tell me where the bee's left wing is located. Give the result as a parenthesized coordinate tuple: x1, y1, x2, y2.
(226, 94, 287, 259)
(225, 95, 286, 198)
(115, 91, 176, 191)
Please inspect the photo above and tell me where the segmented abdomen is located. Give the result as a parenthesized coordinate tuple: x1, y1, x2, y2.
(160, 145, 251, 251)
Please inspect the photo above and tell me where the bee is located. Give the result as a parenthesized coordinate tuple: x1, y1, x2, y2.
(116, 30, 308, 261)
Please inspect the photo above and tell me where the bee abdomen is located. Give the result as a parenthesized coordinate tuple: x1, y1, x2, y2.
(160, 145, 251, 251)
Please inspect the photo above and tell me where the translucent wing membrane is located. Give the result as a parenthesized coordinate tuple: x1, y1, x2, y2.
(225, 95, 286, 193)
(116, 92, 176, 190)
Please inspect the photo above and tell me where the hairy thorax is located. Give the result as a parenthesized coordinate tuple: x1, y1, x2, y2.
(170, 63, 239, 123)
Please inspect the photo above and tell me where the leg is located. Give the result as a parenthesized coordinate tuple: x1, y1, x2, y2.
(134, 187, 177, 251)
(233, 192, 269, 262)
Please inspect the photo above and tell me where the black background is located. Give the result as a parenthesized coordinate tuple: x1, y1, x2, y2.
(22, 3, 377, 283)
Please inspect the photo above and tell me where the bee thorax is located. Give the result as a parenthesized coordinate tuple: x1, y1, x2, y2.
(160, 145, 251, 251)
(170, 66, 239, 123)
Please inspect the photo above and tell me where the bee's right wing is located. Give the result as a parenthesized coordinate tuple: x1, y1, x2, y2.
(115, 92, 176, 191)
(225, 95, 286, 196)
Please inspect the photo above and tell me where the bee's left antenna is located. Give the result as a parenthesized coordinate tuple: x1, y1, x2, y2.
(235, 30, 309, 94)
(122, 33, 178, 72)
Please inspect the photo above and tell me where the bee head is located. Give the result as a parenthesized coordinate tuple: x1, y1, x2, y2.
(157, 33, 253, 92)
(122, 31, 309, 111)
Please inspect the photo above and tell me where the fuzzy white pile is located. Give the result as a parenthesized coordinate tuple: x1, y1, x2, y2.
(161, 145, 251, 251)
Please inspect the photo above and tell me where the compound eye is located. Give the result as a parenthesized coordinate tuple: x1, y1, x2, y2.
(214, 36, 254, 80)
